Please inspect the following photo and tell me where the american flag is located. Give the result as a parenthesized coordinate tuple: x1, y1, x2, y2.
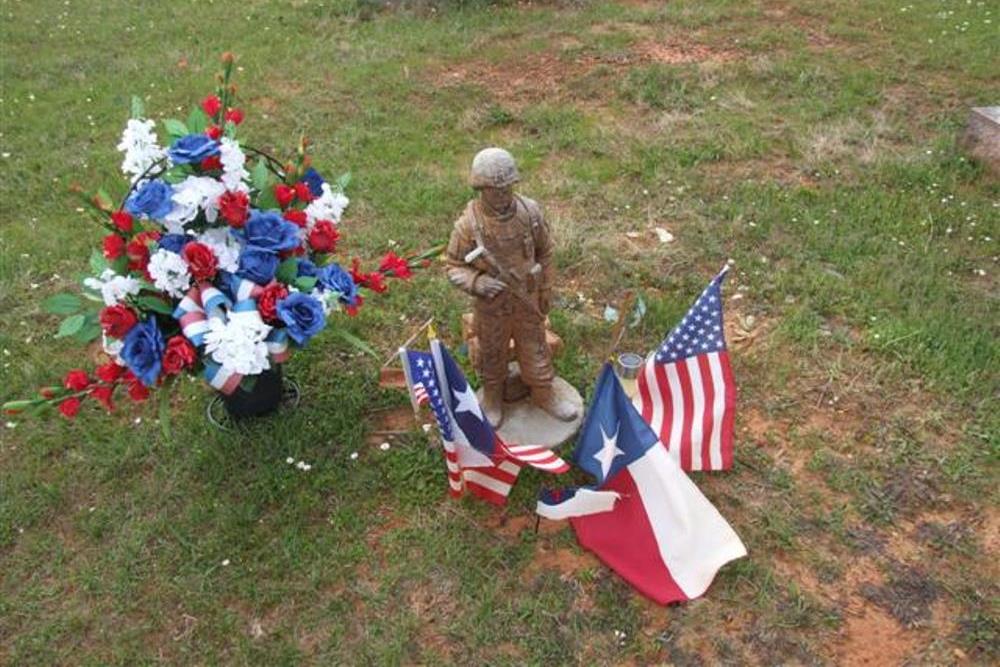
(634, 266, 736, 471)
(400, 340, 569, 505)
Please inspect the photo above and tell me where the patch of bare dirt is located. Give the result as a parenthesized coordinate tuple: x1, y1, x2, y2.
(523, 546, 599, 580)
(837, 604, 920, 666)
(632, 40, 741, 65)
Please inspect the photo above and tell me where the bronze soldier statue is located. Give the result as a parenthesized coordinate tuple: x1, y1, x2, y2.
(446, 148, 579, 428)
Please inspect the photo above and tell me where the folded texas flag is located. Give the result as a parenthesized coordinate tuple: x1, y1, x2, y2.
(537, 364, 746, 604)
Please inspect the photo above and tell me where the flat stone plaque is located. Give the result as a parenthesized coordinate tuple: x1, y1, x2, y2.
(478, 376, 583, 449)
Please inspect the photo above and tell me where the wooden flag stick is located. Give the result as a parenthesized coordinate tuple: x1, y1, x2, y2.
(381, 317, 435, 368)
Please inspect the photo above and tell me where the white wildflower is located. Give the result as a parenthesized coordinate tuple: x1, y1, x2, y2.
(304, 183, 349, 226)
(147, 248, 191, 298)
(162, 176, 226, 232)
(197, 227, 241, 273)
(83, 268, 141, 306)
(101, 333, 125, 363)
(203, 313, 271, 376)
(116, 118, 167, 182)
(219, 138, 250, 192)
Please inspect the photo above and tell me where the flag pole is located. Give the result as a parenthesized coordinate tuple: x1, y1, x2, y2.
(381, 317, 435, 368)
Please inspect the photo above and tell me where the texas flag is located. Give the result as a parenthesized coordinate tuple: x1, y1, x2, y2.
(538, 364, 746, 604)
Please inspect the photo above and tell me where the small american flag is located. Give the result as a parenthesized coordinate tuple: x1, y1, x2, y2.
(634, 266, 736, 471)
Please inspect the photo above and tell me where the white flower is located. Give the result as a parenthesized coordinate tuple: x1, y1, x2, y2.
(197, 227, 241, 273)
(101, 333, 125, 363)
(116, 118, 168, 182)
(304, 183, 349, 226)
(147, 248, 191, 298)
(309, 288, 340, 316)
(219, 138, 250, 192)
(162, 176, 227, 233)
(84, 268, 141, 306)
(203, 313, 271, 376)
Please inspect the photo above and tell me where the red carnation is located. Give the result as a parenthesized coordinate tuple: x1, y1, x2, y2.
(64, 369, 90, 392)
(103, 234, 126, 260)
(58, 397, 82, 418)
(224, 108, 244, 125)
(99, 304, 139, 338)
(199, 155, 222, 171)
(350, 257, 388, 293)
(308, 220, 340, 253)
(205, 124, 223, 140)
(345, 294, 364, 317)
(182, 242, 218, 281)
(110, 210, 134, 233)
(90, 385, 114, 412)
(294, 181, 315, 203)
(283, 209, 308, 227)
(123, 372, 150, 402)
(257, 282, 289, 323)
(202, 95, 222, 118)
(378, 251, 412, 279)
(127, 231, 160, 273)
(274, 184, 296, 208)
(218, 190, 250, 227)
(95, 362, 125, 384)
(162, 336, 197, 375)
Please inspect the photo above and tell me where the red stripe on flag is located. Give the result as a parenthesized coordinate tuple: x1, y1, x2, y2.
(637, 363, 654, 424)
(465, 481, 509, 506)
(674, 361, 694, 471)
(698, 354, 715, 472)
(719, 350, 736, 469)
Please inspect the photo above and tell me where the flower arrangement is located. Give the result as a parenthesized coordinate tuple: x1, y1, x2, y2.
(4, 54, 430, 420)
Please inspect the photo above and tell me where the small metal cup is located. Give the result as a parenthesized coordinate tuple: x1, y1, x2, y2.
(615, 352, 644, 380)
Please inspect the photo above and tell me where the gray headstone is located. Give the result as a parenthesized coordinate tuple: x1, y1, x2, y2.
(961, 106, 1000, 176)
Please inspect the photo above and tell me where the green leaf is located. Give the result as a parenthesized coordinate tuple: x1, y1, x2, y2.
(90, 249, 109, 275)
(332, 328, 376, 357)
(130, 95, 145, 119)
(186, 107, 209, 134)
(255, 185, 279, 211)
(2, 399, 37, 413)
(161, 165, 190, 184)
(163, 118, 189, 140)
(55, 314, 86, 338)
(43, 293, 82, 315)
(250, 160, 272, 192)
(73, 317, 102, 344)
(335, 171, 351, 192)
(136, 295, 174, 315)
(295, 276, 318, 292)
(275, 258, 299, 285)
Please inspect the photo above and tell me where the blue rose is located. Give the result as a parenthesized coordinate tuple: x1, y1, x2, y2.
(121, 318, 165, 387)
(125, 179, 174, 220)
(297, 259, 318, 278)
(167, 134, 220, 165)
(242, 210, 301, 252)
(317, 263, 360, 306)
(157, 233, 192, 254)
(301, 168, 326, 197)
(276, 293, 326, 345)
(236, 245, 279, 285)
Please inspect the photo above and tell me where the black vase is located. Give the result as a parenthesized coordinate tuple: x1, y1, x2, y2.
(221, 365, 284, 419)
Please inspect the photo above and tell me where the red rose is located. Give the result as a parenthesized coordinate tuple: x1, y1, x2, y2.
(274, 184, 295, 208)
(99, 305, 139, 338)
(205, 124, 223, 140)
(378, 251, 412, 279)
(294, 181, 315, 203)
(64, 369, 90, 391)
(162, 336, 197, 375)
(103, 234, 126, 260)
(199, 155, 222, 171)
(181, 242, 218, 281)
(256, 282, 289, 323)
(224, 108, 244, 125)
(110, 210, 134, 233)
(308, 220, 340, 253)
(345, 294, 364, 317)
(218, 190, 250, 227)
(90, 385, 114, 412)
(127, 231, 160, 273)
(124, 372, 150, 401)
(202, 95, 222, 117)
(283, 210, 307, 227)
(58, 397, 82, 418)
(95, 361, 125, 384)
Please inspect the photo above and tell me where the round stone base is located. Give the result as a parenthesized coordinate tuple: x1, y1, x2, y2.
(477, 376, 584, 449)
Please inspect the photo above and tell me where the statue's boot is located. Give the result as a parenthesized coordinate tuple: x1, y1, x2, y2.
(531, 384, 579, 422)
(482, 381, 505, 428)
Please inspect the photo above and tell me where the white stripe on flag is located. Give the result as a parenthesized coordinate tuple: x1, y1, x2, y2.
(627, 443, 747, 600)
(686, 356, 705, 471)
(664, 363, 684, 466)
(536, 488, 620, 520)
(463, 469, 513, 496)
(645, 361, 664, 439)
(707, 352, 726, 470)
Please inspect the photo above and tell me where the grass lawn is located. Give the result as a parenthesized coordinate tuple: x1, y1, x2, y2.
(1, 0, 997, 664)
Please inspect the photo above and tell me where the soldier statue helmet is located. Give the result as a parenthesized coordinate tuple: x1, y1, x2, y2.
(445, 147, 579, 427)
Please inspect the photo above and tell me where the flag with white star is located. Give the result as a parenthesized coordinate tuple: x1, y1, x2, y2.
(635, 265, 737, 471)
(537, 364, 746, 605)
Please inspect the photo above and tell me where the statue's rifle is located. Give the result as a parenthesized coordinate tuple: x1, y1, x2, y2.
(469, 206, 546, 322)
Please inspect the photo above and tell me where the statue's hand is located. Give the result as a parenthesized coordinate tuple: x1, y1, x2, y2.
(475, 275, 507, 298)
